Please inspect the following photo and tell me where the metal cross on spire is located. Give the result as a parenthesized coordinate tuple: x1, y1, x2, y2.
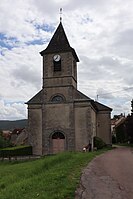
(60, 8, 63, 22)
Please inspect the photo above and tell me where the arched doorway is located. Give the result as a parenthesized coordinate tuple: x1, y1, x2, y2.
(52, 132, 65, 154)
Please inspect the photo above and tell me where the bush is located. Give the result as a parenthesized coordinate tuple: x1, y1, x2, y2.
(0, 135, 12, 148)
(94, 136, 106, 149)
(0, 145, 32, 158)
(112, 135, 117, 144)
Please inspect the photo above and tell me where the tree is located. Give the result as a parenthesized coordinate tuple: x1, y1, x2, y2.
(0, 131, 12, 149)
(115, 123, 127, 143)
(125, 115, 133, 143)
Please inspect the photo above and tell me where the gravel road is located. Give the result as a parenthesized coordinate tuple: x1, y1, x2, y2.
(75, 147, 133, 199)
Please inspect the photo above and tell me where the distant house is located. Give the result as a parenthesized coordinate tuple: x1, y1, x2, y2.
(111, 114, 131, 143)
(10, 128, 28, 146)
(26, 21, 112, 155)
(111, 114, 126, 135)
(2, 130, 12, 140)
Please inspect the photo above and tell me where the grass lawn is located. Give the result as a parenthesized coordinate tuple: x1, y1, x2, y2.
(0, 149, 109, 199)
(117, 143, 133, 147)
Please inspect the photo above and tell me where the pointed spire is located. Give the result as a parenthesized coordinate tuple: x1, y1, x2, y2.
(40, 21, 79, 62)
(40, 22, 70, 54)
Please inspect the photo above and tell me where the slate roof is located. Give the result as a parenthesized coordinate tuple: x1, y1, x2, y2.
(26, 90, 42, 104)
(94, 101, 112, 111)
(40, 22, 79, 62)
(73, 88, 91, 100)
(73, 88, 112, 111)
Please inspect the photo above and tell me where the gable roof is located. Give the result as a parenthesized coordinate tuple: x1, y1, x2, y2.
(26, 90, 42, 104)
(40, 22, 79, 62)
(73, 88, 91, 100)
(94, 101, 112, 111)
(73, 89, 112, 112)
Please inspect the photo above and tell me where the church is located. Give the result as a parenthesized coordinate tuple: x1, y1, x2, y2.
(26, 21, 112, 155)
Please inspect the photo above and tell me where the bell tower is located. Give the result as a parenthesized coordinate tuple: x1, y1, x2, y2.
(39, 22, 80, 154)
(40, 22, 79, 92)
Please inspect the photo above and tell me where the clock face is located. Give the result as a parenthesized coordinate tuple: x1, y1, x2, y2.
(53, 54, 61, 62)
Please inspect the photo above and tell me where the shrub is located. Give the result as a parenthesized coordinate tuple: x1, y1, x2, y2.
(0, 145, 32, 158)
(0, 135, 12, 148)
(112, 135, 117, 144)
(94, 136, 106, 149)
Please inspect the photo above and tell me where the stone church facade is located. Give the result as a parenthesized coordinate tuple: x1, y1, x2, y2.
(27, 22, 112, 155)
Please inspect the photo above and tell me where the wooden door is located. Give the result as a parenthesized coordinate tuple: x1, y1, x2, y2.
(53, 138, 65, 154)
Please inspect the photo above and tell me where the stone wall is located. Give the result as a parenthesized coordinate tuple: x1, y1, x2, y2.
(42, 103, 75, 154)
(74, 101, 92, 151)
(28, 104, 42, 155)
(97, 111, 112, 145)
(43, 52, 77, 89)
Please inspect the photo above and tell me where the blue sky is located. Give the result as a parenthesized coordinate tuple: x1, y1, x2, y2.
(0, 0, 133, 120)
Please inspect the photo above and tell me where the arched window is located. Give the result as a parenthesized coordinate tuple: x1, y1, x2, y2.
(51, 95, 65, 103)
(52, 132, 65, 139)
(53, 60, 61, 71)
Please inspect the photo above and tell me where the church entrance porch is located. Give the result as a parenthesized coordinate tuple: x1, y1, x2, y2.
(52, 132, 65, 154)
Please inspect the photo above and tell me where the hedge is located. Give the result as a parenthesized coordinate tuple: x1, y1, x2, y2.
(0, 145, 32, 158)
(94, 136, 106, 149)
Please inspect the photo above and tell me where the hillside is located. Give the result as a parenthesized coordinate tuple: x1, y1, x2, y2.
(0, 150, 108, 199)
(0, 119, 28, 131)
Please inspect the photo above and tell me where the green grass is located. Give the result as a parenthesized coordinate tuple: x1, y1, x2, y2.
(116, 143, 133, 147)
(0, 149, 109, 199)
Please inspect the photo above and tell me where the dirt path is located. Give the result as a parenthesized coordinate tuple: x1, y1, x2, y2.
(75, 147, 133, 199)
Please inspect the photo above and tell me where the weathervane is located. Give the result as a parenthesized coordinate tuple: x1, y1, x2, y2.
(60, 8, 63, 22)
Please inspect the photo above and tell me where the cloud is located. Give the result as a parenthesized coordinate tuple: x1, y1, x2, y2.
(0, 0, 133, 119)
(0, 100, 27, 120)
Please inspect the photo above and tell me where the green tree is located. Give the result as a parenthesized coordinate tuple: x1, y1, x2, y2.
(115, 123, 127, 143)
(125, 115, 133, 143)
(0, 134, 12, 148)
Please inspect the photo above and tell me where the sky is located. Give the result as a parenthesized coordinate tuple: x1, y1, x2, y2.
(0, 0, 133, 120)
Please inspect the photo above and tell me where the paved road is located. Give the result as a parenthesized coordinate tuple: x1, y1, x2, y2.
(75, 147, 133, 199)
